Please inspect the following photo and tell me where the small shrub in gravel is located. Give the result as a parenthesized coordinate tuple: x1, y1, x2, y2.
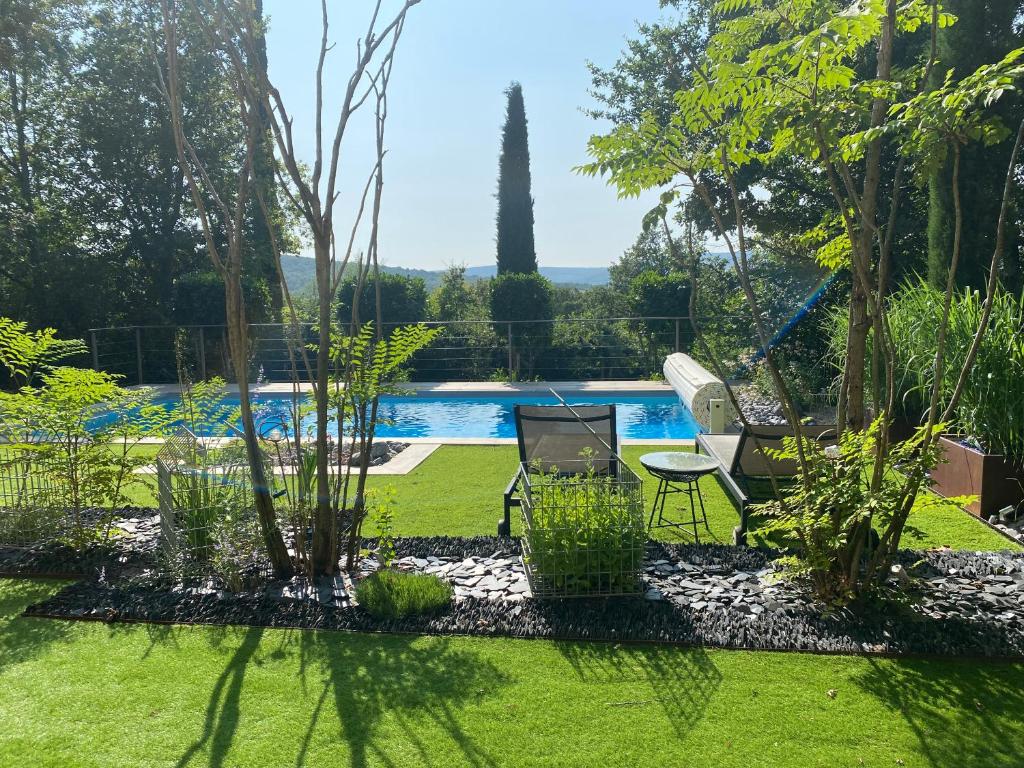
(356, 570, 453, 619)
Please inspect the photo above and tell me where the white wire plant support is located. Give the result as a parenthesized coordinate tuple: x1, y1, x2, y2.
(155, 426, 268, 579)
(0, 425, 68, 549)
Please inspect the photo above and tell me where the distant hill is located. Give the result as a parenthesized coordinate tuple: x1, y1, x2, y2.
(278, 256, 609, 295)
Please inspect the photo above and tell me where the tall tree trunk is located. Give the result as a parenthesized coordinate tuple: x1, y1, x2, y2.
(311, 236, 334, 574)
(225, 271, 292, 575)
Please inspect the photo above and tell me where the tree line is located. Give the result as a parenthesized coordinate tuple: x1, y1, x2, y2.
(0, 0, 284, 338)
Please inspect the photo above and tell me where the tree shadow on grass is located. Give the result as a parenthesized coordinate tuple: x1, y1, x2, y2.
(174, 625, 510, 768)
(291, 630, 510, 768)
(854, 656, 1024, 768)
(556, 641, 722, 740)
(175, 626, 265, 768)
(0, 579, 71, 676)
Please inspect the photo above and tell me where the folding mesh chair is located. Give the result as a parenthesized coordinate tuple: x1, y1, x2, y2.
(499, 403, 618, 536)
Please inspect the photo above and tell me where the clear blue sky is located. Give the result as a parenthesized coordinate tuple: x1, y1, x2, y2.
(263, 0, 668, 271)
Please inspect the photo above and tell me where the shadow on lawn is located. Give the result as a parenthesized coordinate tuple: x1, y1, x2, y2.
(855, 657, 1024, 768)
(292, 631, 510, 768)
(557, 641, 722, 739)
(174, 626, 510, 768)
(0, 579, 70, 676)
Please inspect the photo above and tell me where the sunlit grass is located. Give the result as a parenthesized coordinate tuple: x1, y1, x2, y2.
(1, 579, 1023, 767)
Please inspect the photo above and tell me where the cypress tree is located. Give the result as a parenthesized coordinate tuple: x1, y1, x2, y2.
(496, 82, 538, 274)
(927, 0, 1023, 292)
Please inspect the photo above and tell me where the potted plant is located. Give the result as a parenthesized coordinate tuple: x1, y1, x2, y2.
(929, 436, 1024, 517)
(880, 283, 1024, 517)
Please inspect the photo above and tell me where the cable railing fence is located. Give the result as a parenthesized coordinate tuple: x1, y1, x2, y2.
(85, 317, 741, 385)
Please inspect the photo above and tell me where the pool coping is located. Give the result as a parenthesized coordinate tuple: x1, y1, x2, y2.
(137, 380, 678, 397)
(135, 442, 444, 477)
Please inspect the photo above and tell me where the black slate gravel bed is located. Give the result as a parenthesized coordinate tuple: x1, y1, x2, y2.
(390, 536, 519, 560)
(13, 534, 1024, 658)
(22, 570, 1024, 660)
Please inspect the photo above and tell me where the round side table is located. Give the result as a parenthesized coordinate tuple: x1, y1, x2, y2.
(639, 452, 720, 542)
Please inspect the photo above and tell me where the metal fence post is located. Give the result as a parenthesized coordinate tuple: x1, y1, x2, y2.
(90, 330, 99, 371)
(198, 327, 207, 381)
(674, 318, 681, 353)
(135, 327, 144, 385)
(507, 322, 514, 377)
(222, 327, 232, 382)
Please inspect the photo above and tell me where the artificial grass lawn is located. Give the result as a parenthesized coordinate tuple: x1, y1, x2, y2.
(120, 444, 1016, 551)
(2, 578, 1023, 768)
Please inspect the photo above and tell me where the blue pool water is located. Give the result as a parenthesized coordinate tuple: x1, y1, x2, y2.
(146, 392, 701, 440)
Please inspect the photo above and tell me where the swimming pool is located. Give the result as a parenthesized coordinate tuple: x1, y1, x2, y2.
(148, 392, 701, 440)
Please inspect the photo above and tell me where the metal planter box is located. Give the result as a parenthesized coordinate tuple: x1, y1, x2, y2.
(520, 459, 645, 598)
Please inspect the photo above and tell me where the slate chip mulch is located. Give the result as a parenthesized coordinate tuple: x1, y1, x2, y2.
(17, 534, 1024, 659)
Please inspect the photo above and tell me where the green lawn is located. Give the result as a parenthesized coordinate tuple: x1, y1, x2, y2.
(2, 445, 1021, 765)
(2, 578, 1023, 767)
(127, 443, 1017, 551)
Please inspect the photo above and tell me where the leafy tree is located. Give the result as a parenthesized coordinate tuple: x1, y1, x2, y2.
(627, 270, 691, 369)
(496, 82, 537, 275)
(582, 0, 1024, 598)
(428, 265, 479, 322)
(337, 273, 428, 328)
(0, 1, 95, 333)
(609, 228, 679, 296)
(927, 0, 1024, 291)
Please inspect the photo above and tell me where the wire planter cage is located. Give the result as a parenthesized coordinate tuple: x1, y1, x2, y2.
(156, 426, 270, 582)
(520, 458, 646, 598)
(0, 434, 69, 549)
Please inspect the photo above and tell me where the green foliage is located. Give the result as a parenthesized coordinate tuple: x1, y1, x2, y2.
(840, 280, 1024, 461)
(628, 270, 690, 327)
(609, 228, 680, 296)
(337, 272, 428, 327)
(489, 273, 553, 377)
(0, 317, 87, 389)
(759, 418, 960, 604)
(496, 82, 537, 275)
(331, 323, 441, 411)
(523, 459, 646, 596)
(172, 376, 239, 437)
(926, 0, 1024, 292)
(370, 486, 398, 569)
(1, 1, 276, 335)
(355, 569, 453, 620)
(0, 365, 168, 548)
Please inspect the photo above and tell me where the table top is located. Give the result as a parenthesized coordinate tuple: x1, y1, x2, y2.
(639, 451, 719, 477)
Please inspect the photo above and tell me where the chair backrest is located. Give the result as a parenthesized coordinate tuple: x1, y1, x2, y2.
(732, 423, 838, 478)
(514, 403, 618, 475)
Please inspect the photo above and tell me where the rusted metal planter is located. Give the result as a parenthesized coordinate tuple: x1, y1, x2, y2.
(930, 436, 1024, 517)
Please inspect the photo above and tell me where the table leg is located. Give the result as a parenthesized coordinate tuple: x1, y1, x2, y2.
(696, 480, 711, 533)
(648, 477, 664, 529)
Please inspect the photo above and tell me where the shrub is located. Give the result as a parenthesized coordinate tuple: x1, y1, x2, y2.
(489, 272, 553, 378)
(758, 418, 963, 604)
(522, 461, 645, 597)
(0, 366, 168, 548)
(829, 280, 1024, 461)
(336, 272, 428, 326)
(355, 570, 453, 619)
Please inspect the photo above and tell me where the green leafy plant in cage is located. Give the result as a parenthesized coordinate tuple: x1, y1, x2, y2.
(523, 455, 645, 596)
(165, 377, 250, 561)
